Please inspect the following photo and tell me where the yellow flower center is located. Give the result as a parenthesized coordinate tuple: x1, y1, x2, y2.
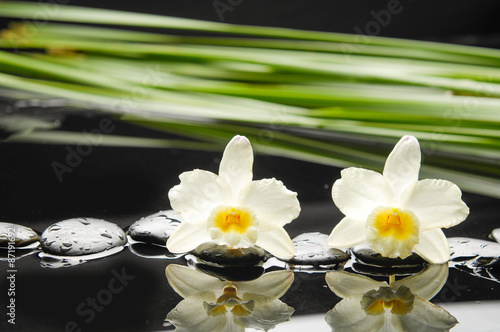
(361, 286, 414, 316)
(204, 286, 255, 317)
(366, 206, 420, 259)
(212, 207, 254, 234)
(373, 208, 415, 240)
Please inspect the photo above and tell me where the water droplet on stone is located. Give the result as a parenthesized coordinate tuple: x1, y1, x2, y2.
(60, 246, 72, 253)
(40, 218, 127, 256)
(79, 219, 91, 226)
(127, 210, 183, 246)
(48, 225, 62, 232)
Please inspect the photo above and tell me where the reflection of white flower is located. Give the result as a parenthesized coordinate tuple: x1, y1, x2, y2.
(325, 264, 458, 332)
(328, 135, 469, 263)
(165, 264, 294, 332)
(167, 135, 300, 259)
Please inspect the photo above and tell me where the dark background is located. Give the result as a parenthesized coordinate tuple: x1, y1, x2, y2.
(1, 1, 500, 331)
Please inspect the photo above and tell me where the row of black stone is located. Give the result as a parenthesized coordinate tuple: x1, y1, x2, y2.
(0, 210, 180, 256)
(1, 212, 499, 275)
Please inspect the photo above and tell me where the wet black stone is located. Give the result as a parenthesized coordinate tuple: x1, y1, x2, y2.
(127, 210, 182, 246)
(0, 222, 40, 248)
(40, 218, 127, 256)
(352, 243, 425, 267)
(449, 237, 500, 267)
(191, 242, 266, 266)
(286, 232, 349, 267)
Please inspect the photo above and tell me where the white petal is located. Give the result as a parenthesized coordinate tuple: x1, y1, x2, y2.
(413, 229, 450, 264)
(392, 263, 448, 301)
(383, 135, 421, 196)
(165, 264, 225, 298)
(237, 270, 294, 299)
(221, 322, 245, 332)
(255, 226, 295, 259)
(328, 217, 366, 249)
(237, 178, 300, 228)
(325, 271, 387, 299)
(169, 170, 232, 224)
(219, 135, 253, 198)
(166, 221, 211, 253)
(392, 296, 458, 332)
(325, 296, 386, 332)
(166, 297, 227, 332)
(400, 179, 469, 231)
(332, 167, 394, 220)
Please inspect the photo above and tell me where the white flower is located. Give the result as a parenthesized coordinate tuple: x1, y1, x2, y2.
(325, 264, 458, 332)
(167, 135, 300, 259)
(165, 264, 295, 332)
(328, 135, 469, 263)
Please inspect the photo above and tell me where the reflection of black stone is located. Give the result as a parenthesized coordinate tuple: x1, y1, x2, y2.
(286, 232, 349, 268)
(352, 243, 425, 267)
(0, 247, 39, 260)
(191, 243, 266, 267)
(281, 271, 340, 314)
(128, 242, 183, 259)
(190, 260, 265, 282)
(351, 262, 425, 277)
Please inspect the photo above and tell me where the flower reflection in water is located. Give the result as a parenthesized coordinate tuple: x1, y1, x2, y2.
(165, 264, 294, 331)
(325, 264, 458, 332)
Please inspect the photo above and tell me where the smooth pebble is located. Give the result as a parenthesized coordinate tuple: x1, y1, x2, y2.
(191, 242, 266, 266)
(40, 218, 127, 256)
(0, 222, 40, 248)
(491, 228, 500, 243)
(352, 242, 425, 267)
(286, 232, 349, 267)
(127, 210, 182, 246)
